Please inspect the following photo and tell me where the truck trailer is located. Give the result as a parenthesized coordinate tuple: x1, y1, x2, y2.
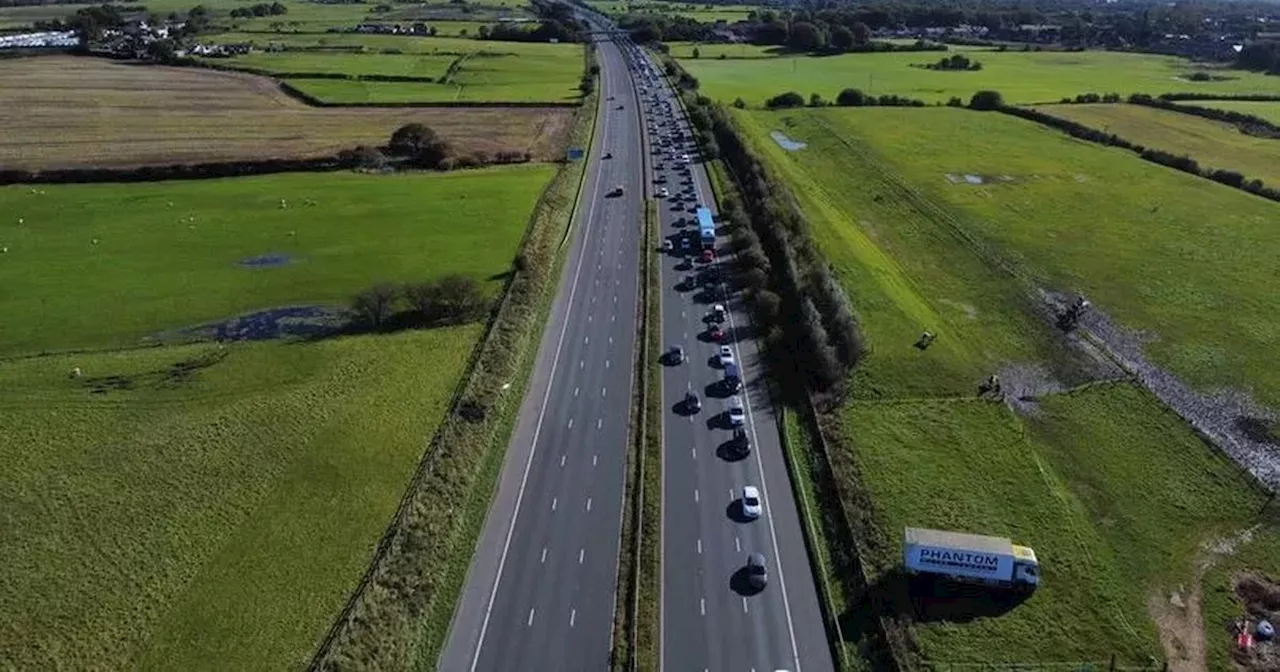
(903, 527, 1039, 590)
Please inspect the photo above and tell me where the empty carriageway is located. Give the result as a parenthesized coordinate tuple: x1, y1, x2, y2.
(439, 36, 646, 672)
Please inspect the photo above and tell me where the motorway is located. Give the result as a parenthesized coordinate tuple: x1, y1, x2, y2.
(631, 47, 835, 672)
(438, 30, 645, 672)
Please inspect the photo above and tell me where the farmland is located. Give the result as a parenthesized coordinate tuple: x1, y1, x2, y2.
(0, 167, 554, 356)
(674, 47, 1280, 106)
(734, 106, 1280, 664)
(199, 35, 586, 103)
(1042, 102, 1280, 188)
(0, 56, 573, 169)
(0, 163, 551, 669)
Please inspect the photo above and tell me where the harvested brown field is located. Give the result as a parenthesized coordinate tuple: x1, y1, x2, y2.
(0, 56, 574, 169)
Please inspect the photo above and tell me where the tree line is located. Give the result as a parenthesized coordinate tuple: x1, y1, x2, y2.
(761, 89, 926, 109)
(661, 56, 864, 401)
(228, 2, 284, 18)
(980, 91, 1280, 203)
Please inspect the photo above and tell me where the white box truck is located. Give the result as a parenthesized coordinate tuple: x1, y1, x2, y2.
(904, 527, 1039, 591)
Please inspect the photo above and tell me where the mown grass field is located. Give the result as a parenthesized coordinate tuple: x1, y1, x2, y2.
(1198, 99, 1280, 125)
(676, 48, 1280, 106)
(0, 166, 554, 356)
(0, 327, 480, 671)
(0, 57, 572, 169)
(1042, 102, 1280, 188)
(736, 106, 1280, 665)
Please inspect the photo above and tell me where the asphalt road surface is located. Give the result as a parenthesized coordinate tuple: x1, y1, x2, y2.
(633, 49, 836, 672)
(438, 33, 644, 672)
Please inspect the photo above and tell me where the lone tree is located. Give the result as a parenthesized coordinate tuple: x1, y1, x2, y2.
(351, 283, 399, 329)
(968, 89, 1004, 111)
(388, 123, 451, 168)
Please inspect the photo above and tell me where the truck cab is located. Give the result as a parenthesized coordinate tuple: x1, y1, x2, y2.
(1011, 544, 1040, 587)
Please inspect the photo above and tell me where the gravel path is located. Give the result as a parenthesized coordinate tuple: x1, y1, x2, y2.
(1074, 303, 1280, 490)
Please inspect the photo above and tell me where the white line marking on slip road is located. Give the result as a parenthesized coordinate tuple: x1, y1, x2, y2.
(527, 608, 535, 627)
(540, 547, 547, 563)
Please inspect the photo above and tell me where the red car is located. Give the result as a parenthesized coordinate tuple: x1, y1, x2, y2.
(699, 249, 715, 263)
(708, 326, 723, 341)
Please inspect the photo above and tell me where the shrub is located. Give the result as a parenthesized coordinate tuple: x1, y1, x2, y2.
(765, 91, 806, 109)
(969, 89, 1004, 110)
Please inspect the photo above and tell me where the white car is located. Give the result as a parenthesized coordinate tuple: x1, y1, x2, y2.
(718, 345, 735, 368)
(728, 396, 745, 426)
(741, 485, 762, 519)
(658, 187, 670, 197)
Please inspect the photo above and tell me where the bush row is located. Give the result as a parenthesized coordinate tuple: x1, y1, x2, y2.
(663, 56, 863, 400)
(995, 102, 1280, 203)
(348, 275, 488, 333)
(1127, 93, 1280, 139)
(1158, 92, 1280, 102)
(759, 89, 926, 109)
(0, 143, 532, 187)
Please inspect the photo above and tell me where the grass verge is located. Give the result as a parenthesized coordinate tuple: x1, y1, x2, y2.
(636, 198, 663, 672)
(611, 195, 656, 671)
(312, 81, 599, 671)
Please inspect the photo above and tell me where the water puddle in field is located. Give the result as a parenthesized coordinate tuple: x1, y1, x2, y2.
(149, 305, 347, 343)
(238, 253, 294, 268)
(770, 130, 807, 151)
(945, 173, 1016, 185)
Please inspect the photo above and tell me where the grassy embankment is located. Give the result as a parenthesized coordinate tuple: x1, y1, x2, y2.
(1042, 102, 1280, 188)
(0, 167, 553, 671)
(672, 46, 1280, 106)
(0, 56, 572, 170)
(735, 106, 1280, 666)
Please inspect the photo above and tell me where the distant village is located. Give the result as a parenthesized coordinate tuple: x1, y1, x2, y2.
(0, 4, 1265, 64)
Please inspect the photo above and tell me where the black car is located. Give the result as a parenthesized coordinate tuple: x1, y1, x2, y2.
(684, 392, 701, 413)
(746, 553, 768, 590)
(725, 428, 750, 459)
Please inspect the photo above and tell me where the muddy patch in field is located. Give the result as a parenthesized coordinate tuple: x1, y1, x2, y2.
(1151, 527, 1261, 672)
(998, 363, 1066, 414)
(238, 253, 294, 268)
(770, 130, 807, 151)
(83, 348, 228, 394)
(151, 305, 348, 343)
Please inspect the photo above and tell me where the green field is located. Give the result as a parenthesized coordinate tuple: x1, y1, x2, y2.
(741, 107, 1280, 407)
(201, 34, 584, 103)
(206, 31, 473, 53)
(0, 167, 554, 356)
(676, 49, 1280, 106)
(1042, 102, 1280, 189)
(735, 106, 1280, 664)
(0, 327, 477, 670)
(282, 49, 584, 102)
(222, 51, 458, 77)
(0, 165, 554, 670)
